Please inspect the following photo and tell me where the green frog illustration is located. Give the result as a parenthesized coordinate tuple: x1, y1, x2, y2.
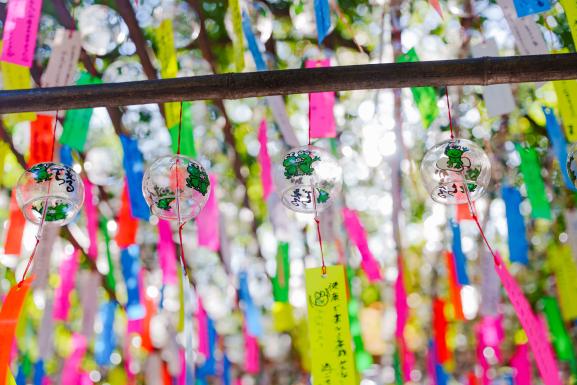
(157, 197, 175, 211)
(32, 202, 69, 222)
(444, 144, 469, 169)
(316, 188, 329, 204)
(467, 183, 477, 192)
(186, 163, 209, 196)
(465, 167, 481, 181)
(283, 150, 320, 179)
(29, 164, 53, 183)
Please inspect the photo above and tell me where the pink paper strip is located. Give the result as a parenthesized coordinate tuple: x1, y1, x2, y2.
(197, 298, 209, 357)
(305, 59, 336, 138)
(0, 0, 43, 67)
(60, 334, 87, 384)
(395, 264, 408, 338)
(257, 120, 273, 200)
(478, 315, 504, 361)
(401, 339, 415, 381)
(84, 178, 99, 260)
(52, 250, 79, 321)
(196, 174, 220, 252)
(511, 344, 532, 385)
(80, 372, 92, 385)
(494, 252, 562, 385)
(244, 326, 260, 374)
(426, 344, 437, 385)
(342, 208, 382, 282)
(158, 220, 178, 285)
(178, 349, 186, 385)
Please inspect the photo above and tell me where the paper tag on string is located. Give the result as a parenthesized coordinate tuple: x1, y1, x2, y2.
(120, 246, 145, 320)
(552, 79, 577, 142)
(120, 135, 150, 220)
(548, 244, 577, 321)
(265, 96, 300, 147)
(258, 119, 274, 200)
(396, 48, 439, 128)
(60, 72, 101, 151)
(0, 277, 34, 385)
(493, 252, 563, 385)
(305, 265, 356, 385)
(496, 0, 548, 56)
(306, 59, 337, 138)
(28, 115, 55, 166)
(314, 0, 331, 44)
(0, 0, 42, 67)
(471, 39, 516, 117)
(157, 220, 178, 286)
(480, 251, 501, 316)
(196, 174, 220, 252)
(229, 0, 245, 72)
(502, 186, 529, 265)
(42, 29, 82, 87)
(513, 0, 551, 17)
(342, 208, 382, 282)
(4, 190, 26, 255)
(515, 144, 551, 220)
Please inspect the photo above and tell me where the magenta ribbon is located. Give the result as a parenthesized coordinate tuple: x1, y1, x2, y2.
(84, 178, 99, 260)
(52, 249, 79, 321)
(257, 119, 273, 200)
(305, 59, 336, 138)
(342, 208, 382, 282)
(157, 220, 178, 285)
(196, 174, 220, 252)
(60, 334, 87, 384)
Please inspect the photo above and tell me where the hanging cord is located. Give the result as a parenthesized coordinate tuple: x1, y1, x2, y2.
(446, 87, 455, 140)
(19, 111, 60, 287)
(175, 101, 188, 275)
(308, 130, 326, 275)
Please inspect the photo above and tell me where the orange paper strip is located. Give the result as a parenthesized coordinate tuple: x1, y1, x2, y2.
(3, 190, 26, 255)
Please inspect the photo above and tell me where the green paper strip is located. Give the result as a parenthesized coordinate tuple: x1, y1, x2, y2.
(60, 72, 102, 151)
(99, 217, 116, 292)
(515, 144, 552, 220)
(272, 242, 290, 303)
(169, 102, 197, 158)
(396, 48, 439, 128)
(349, 298, 373, 372)
(541, 296, 577, 374)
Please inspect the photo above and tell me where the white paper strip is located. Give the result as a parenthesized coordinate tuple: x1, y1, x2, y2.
(480, 251, 501, 316)
(31, 226, 59, 290)
(42, 29, 82, 88)
(38, 297, 54, 360)
(265, 95, 300, 147)
(564, 210, 577, 264)
(496, 0, 548, 56)
(80, 271, 101, 339)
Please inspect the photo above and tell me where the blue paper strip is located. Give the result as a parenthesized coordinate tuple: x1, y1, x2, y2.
(16, 365, 25, 385)
(60, 145, 73, 167)
(513, 0, 551, 17)
(242, 11, 267, 71)
(314, 0, 331, 44)
(450, 220, 470, 285)
(120, 245, 145, 320)
(119, 135, 150, 220)
(239, 271, 262, 337)
(196, 317, 217, 378)
(221, 355, 231, 385)
(429, 340, 448, 385)
(95, 301, 117, 366)
(543, 106, 577, 191)
(502, 186, 529, 265)
(33, 360, 44, 385)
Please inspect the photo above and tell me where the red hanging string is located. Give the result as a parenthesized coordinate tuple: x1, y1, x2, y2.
(19, 111, 59, 287)
(446, 87, 454, 140)
(308, 128, 326, 275)
(175, 101, 187, 275)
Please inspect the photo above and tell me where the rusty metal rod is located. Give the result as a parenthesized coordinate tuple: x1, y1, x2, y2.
(1, 53, 576, 113)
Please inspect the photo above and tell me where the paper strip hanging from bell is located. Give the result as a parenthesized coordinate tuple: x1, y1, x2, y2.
(493, 251, 563, 385)
(513, 0, 551, 17)
(60, 72, 102, 152)
(342, 208, 383, 282)
(28, 115, 54, 166)
(541, 296, 577, 374)
(30, 226, 57, 290)
(158, 219, 178, 286)
(229, 0, 245, 72)
(197, 174, 220, 252)
(120, 135, 150, 221)
(314, 0, 331, 44)
(60, 334, 88, 384)
(95, 301, 117, 367)
(543, 106, 577, 190)
(239, 271, 262, 338)
(42, 29, 82, 87)
(154, 19, 180, 129)
(396, 48, 439, 128)
(169, 102, 196, 158)
(0, 277, 33, 385)
(306, 59, 337, 138)
(258, 119, 274, 200)
(305, 265, 356, 385)
(548, 244, 577, 321)
(450, 221, 470, 285)
(502, 186, 529, 265)
(471, 39, 516, 118)
(121, 245, 145, 320)
(515, 144, 552, 220)
(52, 250, 80, 322)
(0, 0, 42, 67)
(496, 0, 548, 56)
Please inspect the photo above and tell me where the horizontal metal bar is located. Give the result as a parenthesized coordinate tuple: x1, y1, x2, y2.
(1, 53, 576, 114)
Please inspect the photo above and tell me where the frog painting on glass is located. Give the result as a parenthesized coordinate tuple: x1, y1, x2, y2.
(420, 138, 491, 204)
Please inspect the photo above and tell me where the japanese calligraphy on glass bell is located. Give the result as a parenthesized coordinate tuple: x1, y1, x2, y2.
(420, 138, 491, 204)
(277, 145, 342, 213)
(16, 163, 85, 226)
(142, 155, 210, 221)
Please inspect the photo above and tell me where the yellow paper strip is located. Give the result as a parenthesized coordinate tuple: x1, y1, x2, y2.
(0, 42, 37, 126)
(549, 244, 577, 320)
(154, 20, 180, 129)
(305, 265, 356, 385)
(560, 0, 577, 46)
(229, 0, 245, 72)
(553, 79, 577, 142)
